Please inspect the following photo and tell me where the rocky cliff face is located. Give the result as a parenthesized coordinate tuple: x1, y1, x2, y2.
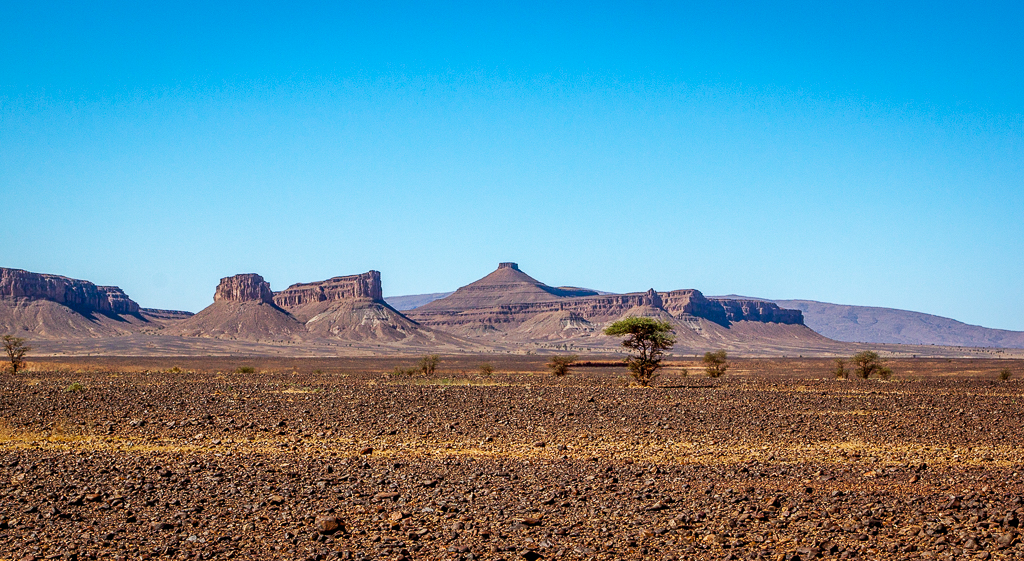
(0, 267, 140, 314)
(407, 263, 804, 335)
(213, 274, 274, 304)
(272, 271, 383, 308)
(172, 270, 466, 347)
(713, 298, 804, 324)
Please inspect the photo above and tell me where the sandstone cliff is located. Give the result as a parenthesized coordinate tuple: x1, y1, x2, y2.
(214, 273, 274, 304)
(167, 271, 472, 348)
(405, 263, 816, 351)
(408, 263, 804, 331)
(272, 271, 383, 319)
(0, 267, 149, 339)
(166, 274, 305, 342)
(271, 272, 471, 346)
(0, 267, 141, 314)
(714, 297, 804, 324)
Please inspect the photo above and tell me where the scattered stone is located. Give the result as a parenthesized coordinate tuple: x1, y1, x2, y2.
(315, 515, 342, 535)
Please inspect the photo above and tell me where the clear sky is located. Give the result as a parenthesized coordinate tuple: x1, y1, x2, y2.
(2, 1, 1022, 330)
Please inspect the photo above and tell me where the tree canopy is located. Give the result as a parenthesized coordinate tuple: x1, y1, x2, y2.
(3, 334, 30, 376)
(852, 351, 892, 379)
(702, 350, 729, 377)
(603, 317, 676, 386)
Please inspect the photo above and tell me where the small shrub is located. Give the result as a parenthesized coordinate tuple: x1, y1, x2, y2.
(167, 366, 184, 374)
(479, 363, 495, 376)
(234, 366, 256, 374)
(703, 350, 728, 378)
(833, 359, 848, 380)
(419, 354, 441, 376)
(878, 366, 893, 380)
(390, 366, 419, 378)
(547, 355, 579, 377)
(64, 381, 84, 393)
(312, 369, 324, 375)
(1000, 368, 1013, 381)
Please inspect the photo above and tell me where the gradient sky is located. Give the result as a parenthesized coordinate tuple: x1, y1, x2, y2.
(2, 1, 1022, 330)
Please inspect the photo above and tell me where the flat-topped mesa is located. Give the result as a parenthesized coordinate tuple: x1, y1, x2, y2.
(213, 274, 274, 304)
(498, 262, 520, 271)
(272, 271, 383, 308)
(712, 297, 804, 324)
(0, 267, 140, 314)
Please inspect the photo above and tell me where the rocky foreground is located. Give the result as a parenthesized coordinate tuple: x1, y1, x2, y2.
(1, 358, 1022, 560)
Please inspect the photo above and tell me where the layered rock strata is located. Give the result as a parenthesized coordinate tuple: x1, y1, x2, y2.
(0, 267, 151, 339)
(272, 271, 383, 311)
(214, 273, 274, 304)
(168, 274, 303, 341)
(405, 262, 798, 329)
(0, 267, 140, 314)
(407, 263, 805, 338)
(170, 271, 468, 347)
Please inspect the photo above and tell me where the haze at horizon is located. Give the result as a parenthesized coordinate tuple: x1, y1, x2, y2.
(1, 1, 1021, 330)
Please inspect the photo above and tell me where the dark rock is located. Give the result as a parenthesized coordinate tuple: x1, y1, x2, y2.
(316, 515, 343, 535)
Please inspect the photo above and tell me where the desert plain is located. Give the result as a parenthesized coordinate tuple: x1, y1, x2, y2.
(2, 356, 1023, 561)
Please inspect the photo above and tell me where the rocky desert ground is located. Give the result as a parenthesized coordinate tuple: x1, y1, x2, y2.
(2, 356, 1023, 561)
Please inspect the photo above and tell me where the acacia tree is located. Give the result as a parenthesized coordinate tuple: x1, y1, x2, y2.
(3, 334, 30, 376)
(852, 351, 892, 379)
(703, 350, 729, 378)
(603, 317, 676, 386)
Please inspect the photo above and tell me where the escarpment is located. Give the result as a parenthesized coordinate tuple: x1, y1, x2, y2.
(0, 267, 151, 338)
(406, 262, 820, 350)
(408, 263, 804, 329)
(3, 263, 841, 354)
(0, 267, 141, 314)
(272, 271, 383, 319)
(168, 271, 468, 347)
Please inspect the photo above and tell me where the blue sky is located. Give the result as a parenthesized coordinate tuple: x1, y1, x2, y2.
(2, 1, 1022, 330)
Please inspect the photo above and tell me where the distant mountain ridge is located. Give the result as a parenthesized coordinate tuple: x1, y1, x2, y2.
(385, 292, 454, 311)
(8, 262, 1022, 353)
(772, 299, 1024, 349)
(391, 289, 1024, 349)
(397, 262, 828, 354)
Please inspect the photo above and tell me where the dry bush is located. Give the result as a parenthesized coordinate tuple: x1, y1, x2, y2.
(703, 350, 729, 378)
(547, 355, 578, 376)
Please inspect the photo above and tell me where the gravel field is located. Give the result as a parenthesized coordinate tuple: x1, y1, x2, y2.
(1, 357, 1023, 560)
